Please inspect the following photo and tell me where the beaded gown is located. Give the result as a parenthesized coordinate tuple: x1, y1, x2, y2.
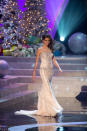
(15, 49, 63, 117)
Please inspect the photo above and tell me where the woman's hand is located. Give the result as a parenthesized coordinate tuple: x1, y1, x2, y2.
(59, 68, 63, 72)
(53, 56, 63, 73)
(32, 70, 36, 81)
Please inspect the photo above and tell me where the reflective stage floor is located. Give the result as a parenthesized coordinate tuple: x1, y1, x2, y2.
(0, 96, 87, 131)
(0, 56, 87, 131)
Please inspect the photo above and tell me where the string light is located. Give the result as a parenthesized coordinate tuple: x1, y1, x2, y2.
(0, 0, 50, 49)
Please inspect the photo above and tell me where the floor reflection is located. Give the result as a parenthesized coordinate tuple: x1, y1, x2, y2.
(9, 114, 87, 131)
(9, 114, 62, 131)
(25, 127, 87, 131)
(0, 97, 87, 131)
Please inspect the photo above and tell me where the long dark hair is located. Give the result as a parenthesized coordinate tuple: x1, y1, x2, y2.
(42, 35, 54, 53)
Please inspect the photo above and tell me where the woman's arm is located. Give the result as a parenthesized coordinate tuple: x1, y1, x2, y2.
(33, 48, 40, 80)
(53, 56, 62, 72)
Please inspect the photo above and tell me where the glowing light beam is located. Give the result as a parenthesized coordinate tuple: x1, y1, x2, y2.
(58, 0, 87, 40)
(46, 0, 69, 38)
(60, 36, 65, 41)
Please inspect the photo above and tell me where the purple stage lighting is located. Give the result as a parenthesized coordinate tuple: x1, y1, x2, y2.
(46, 0, 69, 38)
(17, 0, 27, 12)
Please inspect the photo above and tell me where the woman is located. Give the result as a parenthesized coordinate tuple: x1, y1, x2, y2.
(15, 35, 63, 117)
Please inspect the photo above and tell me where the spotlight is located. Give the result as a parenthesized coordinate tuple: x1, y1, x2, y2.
(60, 36, 65, 41)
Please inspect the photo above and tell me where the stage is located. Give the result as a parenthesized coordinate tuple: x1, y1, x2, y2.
(0, 97, 87, 131)
(0, 56, 87, 131)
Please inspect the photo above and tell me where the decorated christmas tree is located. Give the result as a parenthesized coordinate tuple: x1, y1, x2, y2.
(18, 0, 50, 38)
(0, 0, 50, 49)
(0, 0, 23, 49)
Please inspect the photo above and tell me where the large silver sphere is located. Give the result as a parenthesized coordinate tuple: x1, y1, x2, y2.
(68, 32, 87, 54)
(0, 60, 9, 78)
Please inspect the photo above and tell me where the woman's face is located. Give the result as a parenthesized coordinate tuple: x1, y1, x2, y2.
(43, 37, 50, 46)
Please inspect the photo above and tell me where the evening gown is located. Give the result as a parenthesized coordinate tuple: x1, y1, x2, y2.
(15, 49, 63, 117)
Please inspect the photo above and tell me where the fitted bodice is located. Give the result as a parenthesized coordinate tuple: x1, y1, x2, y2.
(40, 50, 53, 69)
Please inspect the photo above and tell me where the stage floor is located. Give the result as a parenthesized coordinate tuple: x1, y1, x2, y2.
(0, 96, 87, 131)
(0, 56, 87, 130)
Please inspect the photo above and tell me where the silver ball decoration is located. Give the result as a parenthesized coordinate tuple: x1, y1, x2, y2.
(68, 32, 87, 54)
(0, 60, 9, 78)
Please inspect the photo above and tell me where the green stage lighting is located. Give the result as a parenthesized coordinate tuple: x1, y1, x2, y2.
(58, 0, 87, 40)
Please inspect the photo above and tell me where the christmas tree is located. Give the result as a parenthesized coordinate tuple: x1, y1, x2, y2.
(0, 0, 22, 49)
(0, 0, 50, 49)
(19, 0, 50, 37)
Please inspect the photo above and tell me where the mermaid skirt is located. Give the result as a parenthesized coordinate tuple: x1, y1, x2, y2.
(15, 67, 63, 117)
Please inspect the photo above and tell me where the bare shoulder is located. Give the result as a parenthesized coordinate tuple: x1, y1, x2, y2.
(37, 47, 43, 54)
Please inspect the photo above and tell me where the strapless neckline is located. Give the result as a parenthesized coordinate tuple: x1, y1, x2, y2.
(40, 47, 52, 54)
(40, 50, 52, 56)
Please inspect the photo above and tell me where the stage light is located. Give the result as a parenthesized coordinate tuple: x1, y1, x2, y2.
(46, 0, 69, 38)
(58, 0, 87, 41)
(60, 36, 65, 41)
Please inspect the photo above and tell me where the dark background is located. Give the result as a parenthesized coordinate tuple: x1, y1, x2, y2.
(54, 0, 87, 54)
